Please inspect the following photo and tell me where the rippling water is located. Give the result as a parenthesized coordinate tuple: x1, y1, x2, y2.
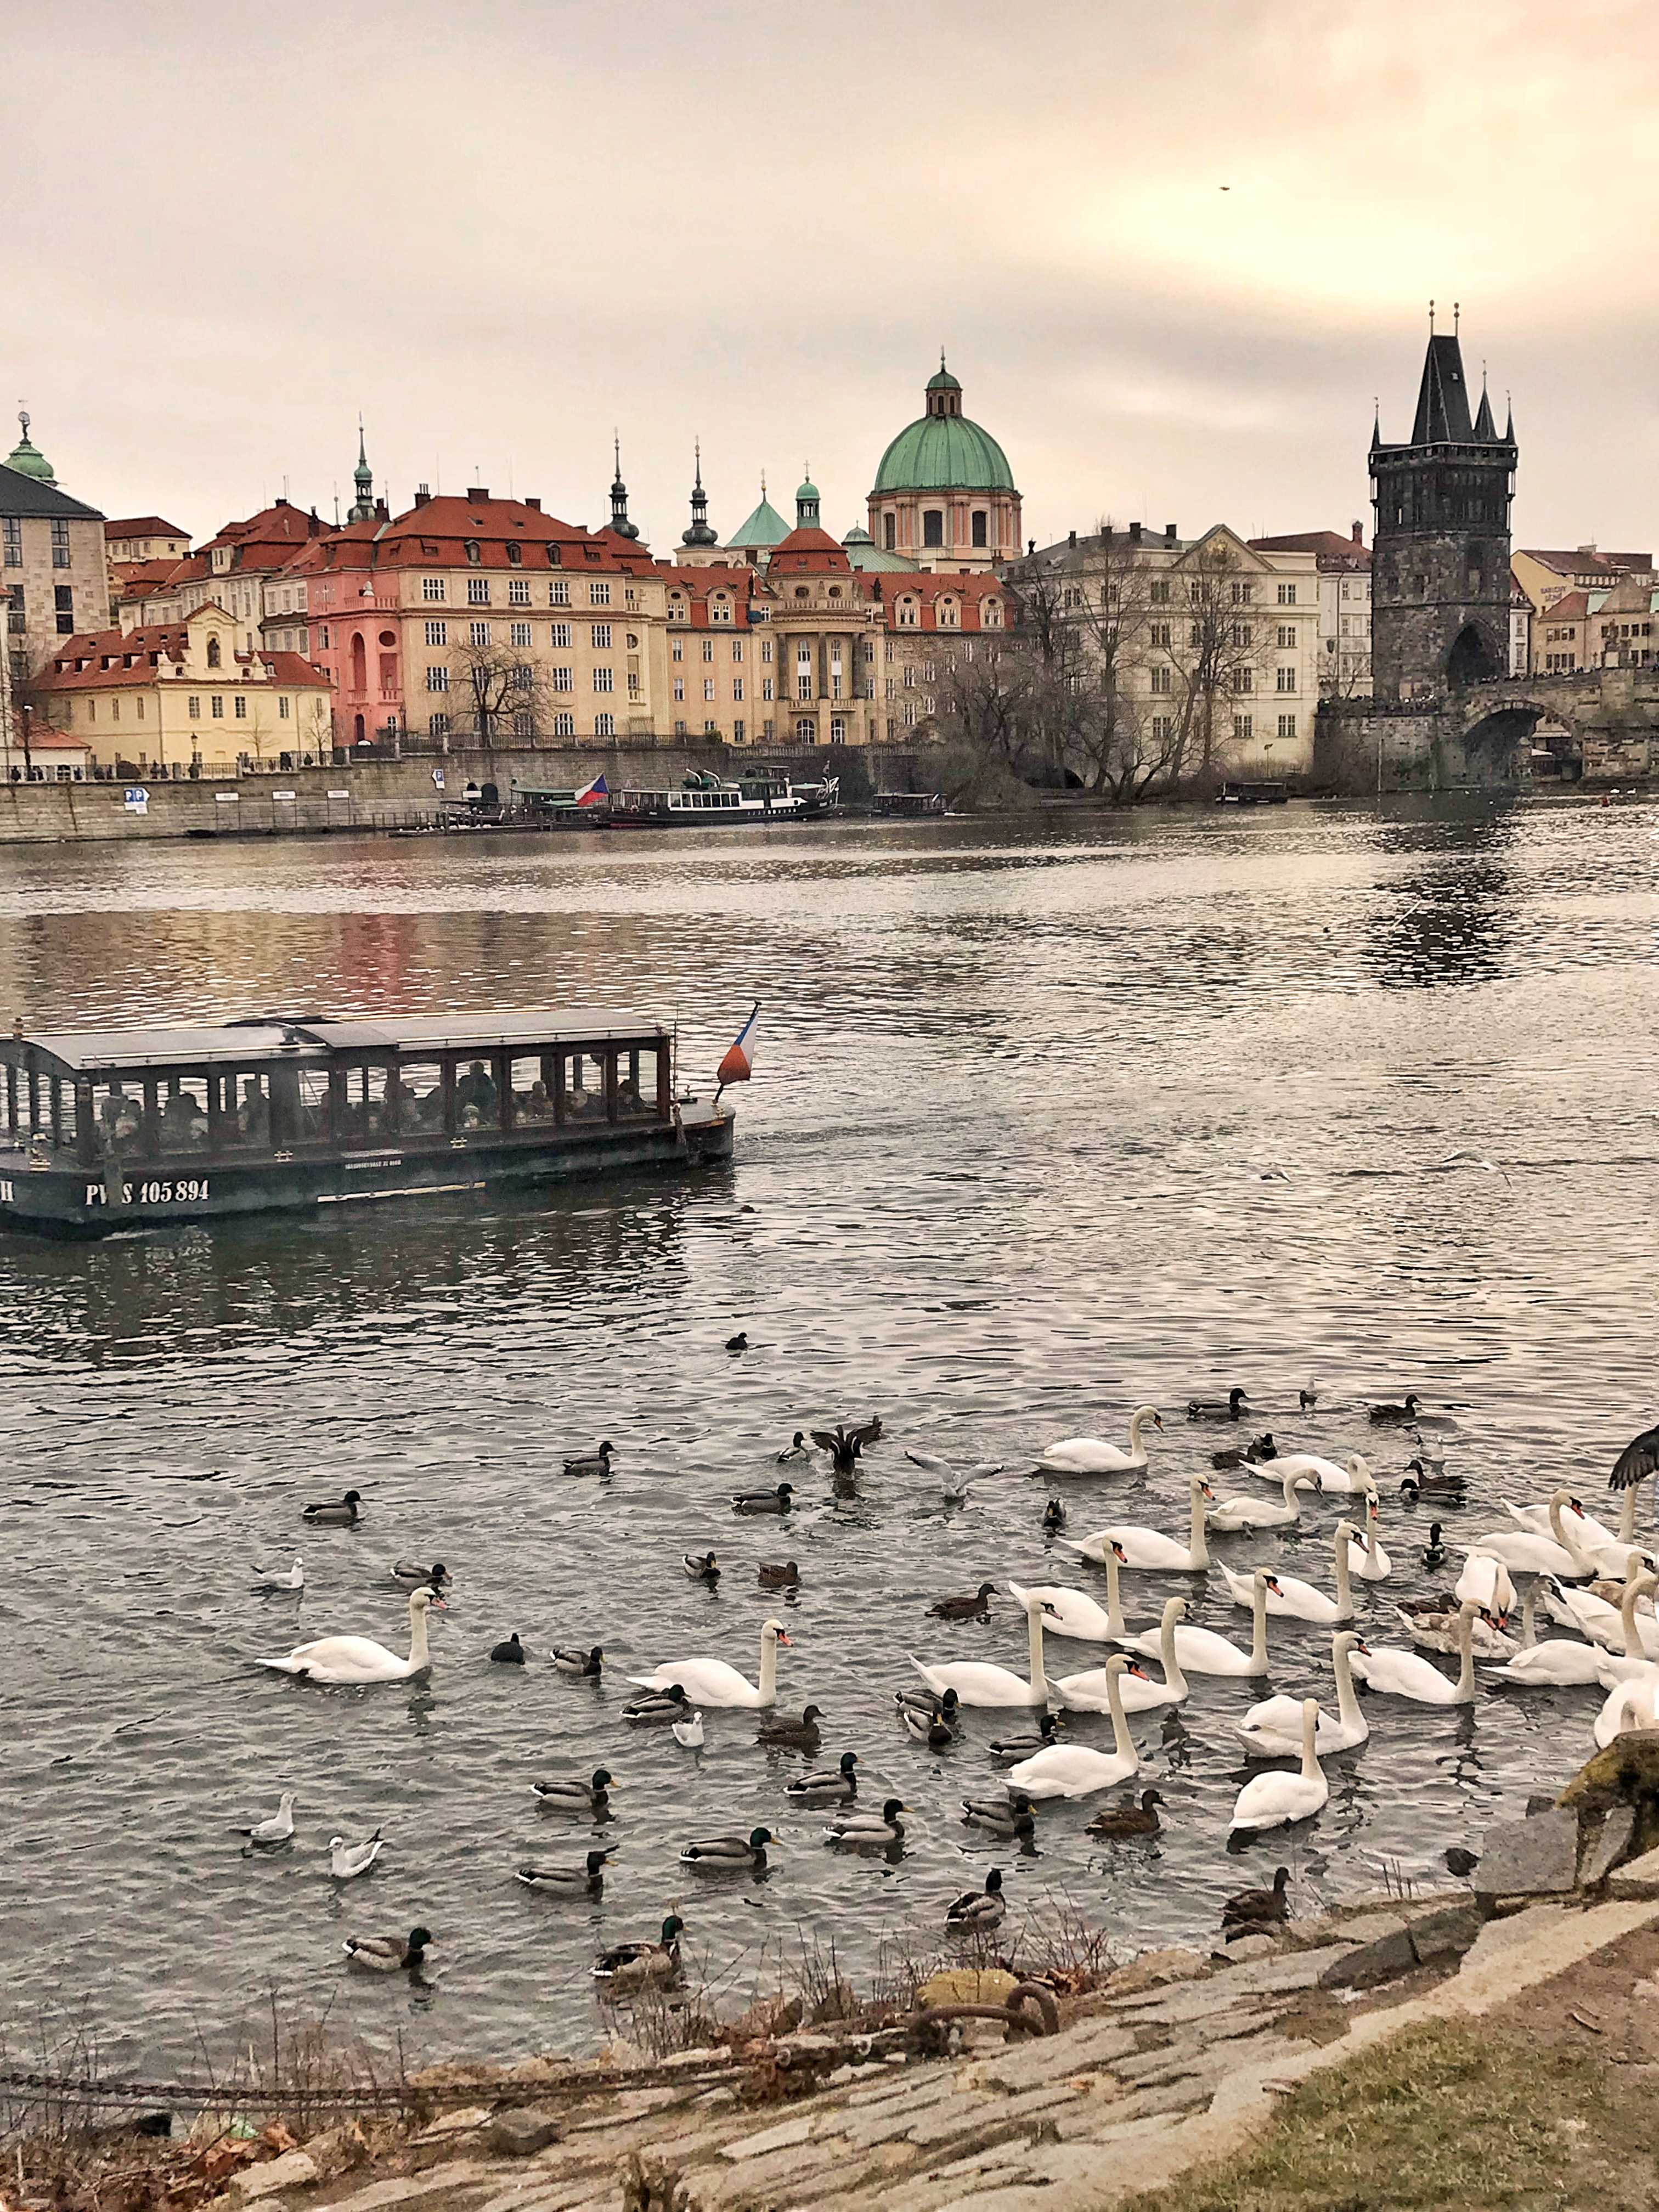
(2, 796, 1657, 2073)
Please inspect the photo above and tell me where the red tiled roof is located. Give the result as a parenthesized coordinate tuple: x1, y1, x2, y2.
(275, 495, 657, 579)
(35, 615, 329, 692)
(111, 558, 184, 591)
(1248, 531, 1371, 570)
(1539, 590, 1591, 619)
(104, 516, 190, 541)
(768, 527, 852, 570)
(18, 728, 88, 749)
(1519, 548, 1652, 575)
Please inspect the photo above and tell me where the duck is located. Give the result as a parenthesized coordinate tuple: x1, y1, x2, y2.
(1042, 1498, 1066, 1533)
(1402, 1458, 1466, 1503)
(961, 1790, 1037, 1835)
(732, 1483, 794, 1516)
(1369, 1395, 1423, 1426)
(1248, 1451, 1376, 1498)
(328, 1830, 387, 1880)
(1207, 1465, 1318, 1533)
(1610, 1419, 1659, 1493)
(1086, 1787, 1165, 1839)
(989, 1715, 1062, 1762)
(392, 1560, 450, 1590)
(623, 1684, 691, 1725)
(811, 1423, 879, 1476)
(1056, 1597, 1189, 1712)
(593, 1915, 685, 1988)
(1299, 1387, 1319, 1412)
(901, 1703, 955, 1748)
(489, 1633, 527, 1665)
(776, 1432, 814, 1466)
(725, 1331, 749, 1352)
(1423, 1522, 1449, 1570)
(680, 1826, 775, 1869)
(516, 1852, 609, 1892)
(552, 1644, 604, 1676)
(1487, 1581, 1605, 1686)
(303, 1491, 363, 1526)
(1221, 1522, 1361, 1626)
(823, 1797, 907, 1847)
(532, 1768, 614, 1813)
(910, 1590, 1053, 1709)
(906, 1448, 1002, 1503)
(1228, 1701, 1327, 1836)
(235, 1793, 297, 1844)
(758, 1560, 801, 1589)
(683, 1551, 721, 1584)
(1037, 1405, 1163, 1475)
(251, 1557, 304, 1592)
(258, 1588, 444, 1685)
(786, 1751, 859, 1799)
(1394, 1593, 1515, 1659)
(1187, 1387, 1249, 1423)
(759, 1703, 826, 1748)
(1221, 1864, 1289, 1934)
(1119, 1571, 1277, 1680)
(1349, 1600, 1483, 1704)
(945, 1869, 1006, 1933)
(628, 1619, 792, 1709)
(672, 1711, 705, 1747)
(1212, 1433, 1277, 1472)
(1012, 1549, 1130, 1643)
(345, 1926, 433, 1973)
(929, 1582, 997, 1621)
(1075, 1477, 1215, 1574)
(563, 1442, 614, 1477)
(1235, 1632, 1370, 1757)
(1008, 1655, 1142, 1799)
(896, 1684, 961, 1724)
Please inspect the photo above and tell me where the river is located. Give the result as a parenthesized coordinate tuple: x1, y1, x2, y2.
(1, 795, 1655, 2075)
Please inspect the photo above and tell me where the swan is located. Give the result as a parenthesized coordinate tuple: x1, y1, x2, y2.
(909, 1590, 1052, 1707)
(1078, 1477, 1214, 1573)
(1395, 1594, 1516, 1658)
(1037, 1406, 1163, 1475)
(1050, 1540, 1132, 1638)
(1207, 1466, 1318, 1533)
(627, 1618, 792, 1709)
(1007, 1655, 1142, 1798)
(1594, 1669, 1659, 1748)
(1221, 1522, 1360, 1625)
(1349, 1600, 1481, 1704)
(1454, 1552, 1515, 1618)
(1056, 1598, 1189, 1712)
(1349, 1497, 1392, 1582)
(1590, 1566, 1659, 1686)
(1502, 1493, 1624, 1549)
(1487, 1580, 1605, 1686)
(258, 1588, 444, 1684)
(1228, 1700, 1328, 1835)
(1006, 1574, 1124, 1644)
(1248, 1452, 1375, 1497)
(1544, 1574, 1654, 1650)
(1459, 1491, 1598, 1580)
(1235, 1631, 1370, 1756)
(1121, 1568, 1277, 1678)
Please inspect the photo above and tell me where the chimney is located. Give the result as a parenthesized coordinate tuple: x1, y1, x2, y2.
(1165, 522, 1177, 543)
(524, 496, 541, 512)
(274, 495, 289, 508)
(467, 487, 489, 502)
(1351, 521, 1363, 544)
(1129, 521, 1142, 545)
(1068, 528, 1077, 549)
(413, 484, 430, 508)
(375, 498, 388, 521)
(307, 507, 320, 537)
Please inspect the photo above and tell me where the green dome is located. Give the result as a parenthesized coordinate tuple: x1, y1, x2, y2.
(872, 412, 1013, 495)
(927, 365, 961, 392)
(796, 476, 819, 503)
(5, 411, 54, 484)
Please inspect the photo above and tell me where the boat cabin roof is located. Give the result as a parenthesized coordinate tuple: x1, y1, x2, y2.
(6, 1009, 667, 1076)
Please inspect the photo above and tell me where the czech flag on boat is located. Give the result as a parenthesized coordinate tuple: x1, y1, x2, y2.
(575, 772, 609, 807)
(716, 1003, 760, 1089)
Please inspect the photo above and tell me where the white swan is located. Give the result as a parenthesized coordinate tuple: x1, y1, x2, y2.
(1007, 1655, 1141, 1797)
(910, 1590, 1052, 1709)
(1037, 1404, 1163, 1475)
(1350, 1496, 1392, 1582)
(1235, 1632, 1370, 1756)
(1454, 1551, 1516, 1617)
(1459, 1491, 1597, 1580)
(1594, 1668, 1659, 1747)
(258, 1588, 444, 1685)
(1503, 1488, 1635, 1551)
(1056, 1598, 1189, 1713)
(1207, 1466, 1318, 1534)
(1122, 1567, 1276, 1677)
(1590, 1566, 1659, 1686)
(1546, 1571, 1655, 1650)
(1349, 1599, 1480, 1704)
(1227, 1699, 1328, 1835)
(627, 1618, 792, 1709)
(1007, 1577, 1122, 1645)
(1488, 1580, 1605, 1686)
(1221, 1521, 1360, 1625)
(1077, 1477, 1214, 1573)
(1249, 1452, 1376, 1497)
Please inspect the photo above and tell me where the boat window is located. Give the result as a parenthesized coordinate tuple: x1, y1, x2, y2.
(89, 1079, 148, 1156)
(390, 1059, 447, 1138)
(559, 1049, 606, 1122)
(509, 1056, 554, 1126)
(216, 1071, 274, 1151)
(454, 1057, 500, 1134)
(156, 1075, 211, 1153)
(331, 1063, 392, 1146)
(618, 1043, 661, 1117)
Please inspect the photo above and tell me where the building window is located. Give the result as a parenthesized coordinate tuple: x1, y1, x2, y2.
(188, 695, 200, 718)
(703, 718, 718, 735)
(318, 625, 330, 646)
(1152, 714, 1173, 741)
(551, 665, 573, 692)
(1277, 583, 1296, 605)
(1278, 624, 1296, 648)
(761, 638, 773, 662)
(509, 579, 530, 606)
(206, 635, 222, 668)
(50, 520, 71, 568)
(673, 719, 687, 736)
(550, 580, 570, 606)
(547, 622, 571, 649)
(2, 518, 20, 565)
(1233, 714, 1254, 740)
(672, 636, 684, 661)
(211, 695, 224, 716)
(939, 600, 958, 627)
(1276, 667, 1296, 693)
(797, 673, 812, 699)
(425, 619, 448, 646)
(593, 667, 614, 692)
(511, 663, 533, 690)
(701, 637, 714, 662)
(506, 543, 522, 567)
(673, 677, 685, 701)
(512, 710, 533, 737)
(731, 638, 744, 662)
(732, 677, 743, 701)
(589, 582, 611, 606)
(467, 578, 489, 605)
(733, 719, 745, 741)
(1231, 624, 1252, 647)
(711, 596, 732, 624)
(1277, 713, 1297, 738)
(1149, 622, 1171, 648)
(1231, 582, 1254, 604)
(795, 715, 816, 741)
(903, 700, 917, 726)
(1233, 667, 1253, 693)
(422, 577, 444, 601)
(429, 712, 452, 738)
(552, 711, 575, 736)
(898, 599, 918, 626)
(970, 510, 988, 548)
(469, 620, 492, 646)
(1149, 579, 1170, 604)
(922, 509, 944, 548)
(591, 623, 612, 648)
(510, 620, 532, 647)
(761, 676, 774, 701)
(279, 695, 290, 719)
(883, 514, 896, 550)
(1149, 665, 1172, 694)
(235, 695, 248, 718)
(697, 676, 711, 702)
(594, 711, 615, 737)
(465, 541, 481, 565)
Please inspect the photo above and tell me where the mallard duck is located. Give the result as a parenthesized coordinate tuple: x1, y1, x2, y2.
(824, 1797, 906, 1847)
(1187, 1388, 1249, 1422)
(928, 1581, 996, 1621)
(343, 1925, 432, 1973)
(516, 1851, 608, 1892)
(961, 1790, 1037, 1836)
(1221, 1865, 1289, 1936)
(758, 1703, 825, 1747)
(236, 1792, 296, 1844)
(901, 1703, 953, 1748)
(1215, 1431, 1277, 1470)
(683, 1551, 721, 1583)
(563, 1442, 614, 1477)
(672, 1711, 704, 1747)
(945, 1868, 1006, 1933)
(392, 1559, 449, 1589)
(680, 1825, 775, 1869)
(552, 1644, 604, 1676)
(1422, 1521, 1449, 1570)
(1086, 1787, 1164, 1839)
(758, 1560, 800, 1588)
(895, 1684, 961, 1722)
(489, 1633, 527, 1665)
(1369, 1395, 1421, 1426)
(811, 1423, 879, 1476)
(786, 1751, 858, 1799)
(328, 1829, 387, 1879)
(1610, 1419, 1659, 1491)
(1042, 1498, 1066, 1533)
(725, 1331, 749, 1352)
(733, 1482, 794, 1515)
(533, 1768, 613, 1812)
(988, 1716, 1060, 1762)
(303, 1490, 363, 1526)
(776, 1432, 813, 1466)
(623, 1684, 690, 1725)
(1299, 1387, 1318, 1412)
(593, 1915, 684, 1987)
(1402, 1459, 1465, 1505)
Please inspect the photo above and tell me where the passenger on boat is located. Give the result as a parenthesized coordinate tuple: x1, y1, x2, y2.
(458, 1061, 497, 1118)
(522, 1080, 553, 1121)
(617, 1078, 642, 1114)
(238, 1079, 270, 1146)
(99, 1085, 139, 1142)
(160, 1092, 206, 1149)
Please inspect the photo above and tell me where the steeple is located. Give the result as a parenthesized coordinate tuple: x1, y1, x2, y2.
(795, 466, 821, 528)
(1472, 366, 1496, 442)
(1410, 331, 1475, 444)
(608, 434, 640, 540)
(347, 420, 375, 522)
(4, 408, 55, 484)
(926, 351, 963, 419)
(681, 442, 717, 547)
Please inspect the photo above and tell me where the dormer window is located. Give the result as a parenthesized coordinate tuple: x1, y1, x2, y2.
(546, 543, 562, 567)
(506, 543, 522, 566)
(465, 540, 481, 565)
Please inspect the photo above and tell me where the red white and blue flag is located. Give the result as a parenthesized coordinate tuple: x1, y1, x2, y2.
(716, 1003, 761, 1090)
(576, 773, 609, 807)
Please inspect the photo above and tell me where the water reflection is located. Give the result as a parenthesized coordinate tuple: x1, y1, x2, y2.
(1367, 856, 1513, 991)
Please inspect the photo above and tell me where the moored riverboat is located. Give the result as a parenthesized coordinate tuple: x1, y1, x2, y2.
(0, 1010, 733, 1238)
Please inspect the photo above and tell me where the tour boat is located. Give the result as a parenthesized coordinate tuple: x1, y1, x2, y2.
(602, 770, 839, 828)
(0, 1009, 733, 1237)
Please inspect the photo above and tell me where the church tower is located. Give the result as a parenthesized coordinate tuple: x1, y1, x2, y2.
(1368, 309, 1517, 701)
(347, 422, 375, 523)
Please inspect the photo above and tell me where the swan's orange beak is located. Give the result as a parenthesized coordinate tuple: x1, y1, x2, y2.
(775, 1629, 792, 1646)
(1153, 1413, 1165, 1431)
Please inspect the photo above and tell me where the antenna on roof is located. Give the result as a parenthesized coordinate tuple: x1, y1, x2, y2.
(1453, 301, 1460, 335)
(1428, 298, 1435, 335)
(333, 488, 340, 527)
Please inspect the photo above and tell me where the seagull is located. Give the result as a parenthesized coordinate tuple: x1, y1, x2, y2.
(904, 1448, 1002, 1502)
(1439, 1149, 1511, 1187)
(251, 1557, 303, 1591)
(328, 1829, 387, 1879)
(672, 1711, 706, 1748)
(235, 1792, 296, 1844)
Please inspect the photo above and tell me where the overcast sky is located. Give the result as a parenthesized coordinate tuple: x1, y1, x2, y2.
(8, 1, 1658, 554)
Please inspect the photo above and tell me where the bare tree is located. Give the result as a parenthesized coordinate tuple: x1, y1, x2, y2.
(1154, 535, 1262, 784)
(450, 636, 551, 748)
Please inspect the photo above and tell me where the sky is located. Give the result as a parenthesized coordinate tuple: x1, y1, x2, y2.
(7, 0, 1659, 554)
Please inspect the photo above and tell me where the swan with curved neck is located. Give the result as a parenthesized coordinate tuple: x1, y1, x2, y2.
(1351, 1600, 1481, 1704)
(1227, 1699, 1328, 1834)
(1222, 1522, 1359, 1625)
(1037, 1406, 1164, 1476)
(1493, 1573, 1611, 1686)
(1591, 1561, 1659, 1690)
(1083, 1477, 1213, 1573)
(259, 1588, 444, 1685)
(1007, 1655, 1141, 1797)
(1249, 1452, 1375, 1497)
(1235, 1631, 1369, 1756)
(1351, 1494, 1392, 1582)
(626, 1620, 791, 1709)
(1207, 1466, 1318, 1533)
(1461, 1490, 1597, 1580)
(1124, 1567, 1276, 1676)
(909, 1590, 1051, 1708)
(1006, 1559, 1128, 1644)
(1056, 1597, 1189, 1712)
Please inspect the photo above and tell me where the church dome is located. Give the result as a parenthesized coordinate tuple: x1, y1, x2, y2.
(872, 360, 1013, 494)
(5, 410, 55, 484)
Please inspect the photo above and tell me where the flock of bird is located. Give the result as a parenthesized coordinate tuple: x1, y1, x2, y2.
(236, 1395, 1659, 1986)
